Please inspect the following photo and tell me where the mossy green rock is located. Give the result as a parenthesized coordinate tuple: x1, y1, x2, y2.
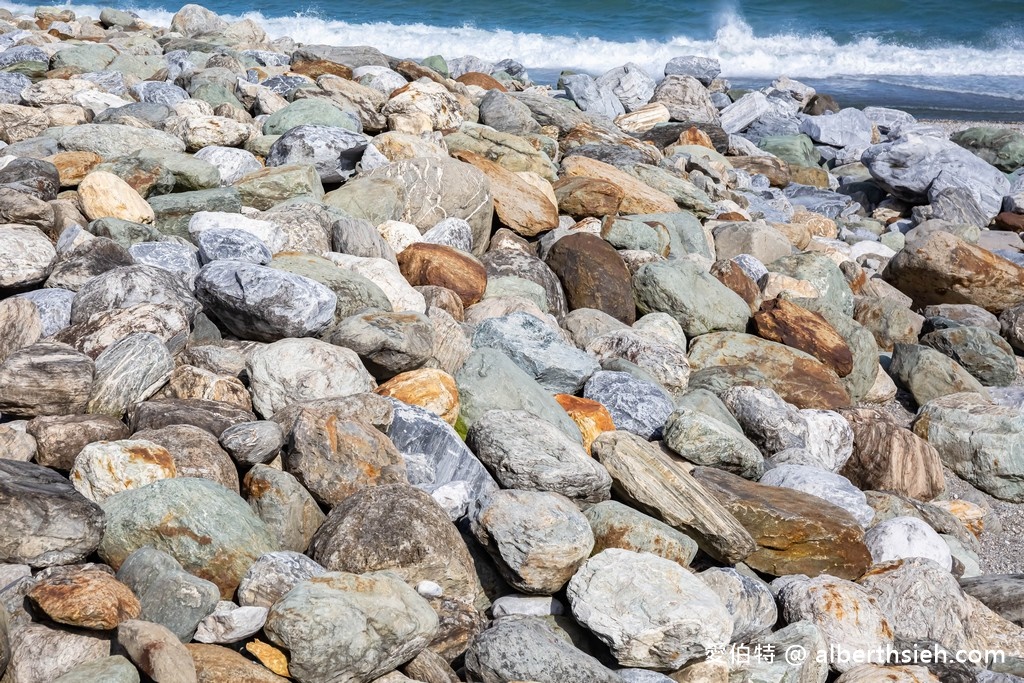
(98, 477, 279, 599)
(758, 134, 821, 168)
(234, 164, 324, 211)
(951, 126, 1024, 173)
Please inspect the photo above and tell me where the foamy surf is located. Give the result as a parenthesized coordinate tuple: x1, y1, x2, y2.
(2, 1, 1023, 85)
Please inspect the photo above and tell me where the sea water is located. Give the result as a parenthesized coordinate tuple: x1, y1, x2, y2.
(3, 0, 1023, 119)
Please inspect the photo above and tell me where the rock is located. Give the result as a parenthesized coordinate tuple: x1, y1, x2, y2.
(552, 176, 623, 218)
(561, 74, 625, 119)
(118, 619, 198, 683)
(397, 242, 487, 307)
(375, 368, 459, 426)
(553, 394, 616, 453)
(57, 124, 186, 158)
(633, 260, 750, 338)
(560, 155, 679, 214)
(840, 411, 945, 501)
(853, 297, 925, 352)
(78, 171, 155, 224)
(567, 549, 732, 669)
(596, 62, 657, 112)
(0, 297, 41, 364)
(583, 370, 674, 440)
(883, 231, 1024, 314)
(864, 516, 953, 570)
(51, 656, 141, 683)
(264, 571, 437, 683)
(267, 125, 369, 183)
(467, 409, 611, 502)
(665, 56, 721, 84)
(863, 132, 1010, 220)
(453, 151, 558, 237)
(481, 248, 568, 319)
(719, 92, 772, 134)
(193, 603, 268, 644)
(471, 488, 594, 594)
(585, 499, 698, 567)
(889, 343, 988, 406)
(22, 416, 122, 474)
(753, 297, 854, 377)
(244, 464, 325, 552)
(196, 228, 272, 265)
(84, 332, 173, 417)
(759, 464, 873, 527)
(15, 288, 75, 337)
(959, 574, 1024, 627)
(800, 108, 874, 152)
(69, 439, 176, 503)
(133, 424, 239, 493)
(698, 567, 777, 643)
(131, 398, 255, 438)
(693, 466, 872, 580)
(0, 224, 55, 288)
(69, 264, 198, 328)
(0, 342, 91, 417)
(456, 347, 582, 440)
(195, 261, 336, 342)
(233, 164, 325, 212)
(545, 232, 635, 324)
(464, 616, 620, 683)
(173, 116, 252, 153)
(920, 325, 1017, 387)
(689, 332, 851, 409)
(382, 80, 464, 131)
(237, 551, 327, 609)
(308, 484, 485, 659)
(99, 478, 279, 599)
(187, 644, 288, 683)
(663, 407, 764, 478)
(194, 146, 263, 186)
(324, 310, 432, 380)
(2, 623, 111, 683)
(652, 75, 719, 123)
(171, 3, 228, 36)
(592, 431, 755, 564)
(28, 565, 140, 630)
(775, 574, 894, 673)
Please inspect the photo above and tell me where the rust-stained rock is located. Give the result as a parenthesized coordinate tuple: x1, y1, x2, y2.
(545, 232, 636, 324)
(839, 409, 945, 502)
(710, 259, 761, 314)
(289, 57, 352, 80)
(693, 466, 872, 580)
(165, 365, 253, 412)
(554, 394, 615, 453)
(245, 640, 290, 678)
(187, 643, 289, 682)
(45, 151, 102, 187)
(591, 431, 756, 564)
(729, 156, 790, 187)
(677, 125, 715, 149)
(452, 150, 558, 237)
(883, 231, 1024, 314)
(375, 368, 460, 425)
(69, 438, 177, 503)
(28, 566, 141, 630)
(753, 297, 854, 377)
(552, 176, 623, 219)
(560, 155, 679, 215)
(397, 242, 487, 307)
(133, 424, 240, 494)
(455, 72, 508, 91)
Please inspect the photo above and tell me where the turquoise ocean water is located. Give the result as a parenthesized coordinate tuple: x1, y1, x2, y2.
(3, 0, 1024, 119)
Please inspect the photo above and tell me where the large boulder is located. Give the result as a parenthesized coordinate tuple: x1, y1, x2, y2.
(632, 260, 750, 337)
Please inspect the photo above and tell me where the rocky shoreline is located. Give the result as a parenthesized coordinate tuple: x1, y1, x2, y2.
(2, 3, 1024, 683)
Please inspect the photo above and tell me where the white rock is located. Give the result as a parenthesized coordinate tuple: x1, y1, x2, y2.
(324, 253, 427, 313)
(491, 594, 565, 619)
(188, 211, 286, 254)
(759, 464, 873, 526)
(0, 224, 56, 288)
(69, 439, 176, 503)
(194, 146, 263, 185)
(864, 516, 952, 571)
(376, 220, 423, 254)
(194, 602, 269, 644)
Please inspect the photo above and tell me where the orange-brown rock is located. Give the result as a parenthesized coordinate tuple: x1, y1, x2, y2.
(677, 126, 715, 149)
(165, 365, 253, 411)
(769, 220, 812, 249)
(560, 155, 679, 215)
(245, 640, 289, 677)
(416, 285, 465, 320)
(544, 232, 636, 324)
(994, 211, 1024, 233)
(552, 176, 623, 218)
(839, 408, 945, 502)
(753, 297, 854, 377)
(393, 60, 448, 86)
(28, 566, 141, 630)
(375, 368, 460, 425)
(188, 643, 290, 683)
(789, 165, 830, 188)
(791, 208, 838, 239)
(929, 499, 986, 538)
(455, 72, 508, 91)
(289, 58, 353, 80)
(452, 151, 558, 236)
(693, 466, 872, 580)
(728, 156, 790, 188)
(554, 394, 615, 453)
(710, 259, 761, 314)
(397, 242, 487, 307)
(46, 151, 102, 187)
(882, 231, 1024, 314)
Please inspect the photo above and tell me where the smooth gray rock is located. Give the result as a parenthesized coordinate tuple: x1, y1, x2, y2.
(585, 500, 699, 567)
(800, 108, 874, 152)
(477, 90, 541, 136)
(51, 655, 140, 683)
(471, 311, 599, 394)
(663, 407, 765, 479)
(467, 409, 612, 502)
(959, 574, 1024, 626)
(194, 260, 337, 342)
(481, 249, 569, 320)
(583, 370, 674, 440)
(57, 123, 186, 157)
(719, 92, 772, 134)
(116, 546, 221, 642)
(128, 242, 201, 288)
(471, 489, 594, 594)
(267, 125, 370, 183)
(664, 55, 721, 84)
(264, 571, 438, 683)
(0, 459, 104, 567)
(698, 567, 777, 643)
(324, 310, 433, 380)
(567, 548, 732, 669)
(237, 551, 327, 609)
(219, 421, 285, 466)
(633, 260, 750, 337)
(85, 332, 174, 417)
(759, 464, 873, 527)
(456, 347, 583, 441)
(596, 62, 656, 113)
(560, 73, 625, 120)
(465, 617, 620, 683)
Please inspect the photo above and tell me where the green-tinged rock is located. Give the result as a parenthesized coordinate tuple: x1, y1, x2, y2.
(444, 123, 558, 181)
(269, 253, 392, 319)
(770, 252, 854, 317)
(456, 347, 582, 442)
(663, 407, 765, 479)
(57, 124, 185, 158)
(421, 55, 449, 77)
(94, 153, 177, 198)
(889, 343, 989, 406)
(132, 149, 220, 192)
(790, 299, 879, 404)
(629, 211, 714, 260)
(914, 392, 1024, 503)
(323, 176, 406, 226)
(920, 325, 1018, 387)
(483, 275, 548, 311)
(99, 477, 279, 599)
(585, 500, 699, 567)
(234, 164, 324, 211)
(951, 126, 1024, 173)
(758, 134, 820, 168)
(626, 164, 715, 218)
(190, 82, 244, 110)
(265, 571, 437, 683)
(88, 218, 164, 248)
(52, 656, 140, 683)
(106, 54, 165, 80)
(149, 187, 241, 240)
(601, 216, 671, 255)
(632, 260, 749, 337)
(51, 44, 117, 73)
(263, 98, 360, 136)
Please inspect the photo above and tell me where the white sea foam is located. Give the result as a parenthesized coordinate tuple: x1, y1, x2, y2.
(2, 1, 1023, 85)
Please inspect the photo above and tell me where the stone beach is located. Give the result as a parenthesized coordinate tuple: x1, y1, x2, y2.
(3, 3, 1024, 683)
